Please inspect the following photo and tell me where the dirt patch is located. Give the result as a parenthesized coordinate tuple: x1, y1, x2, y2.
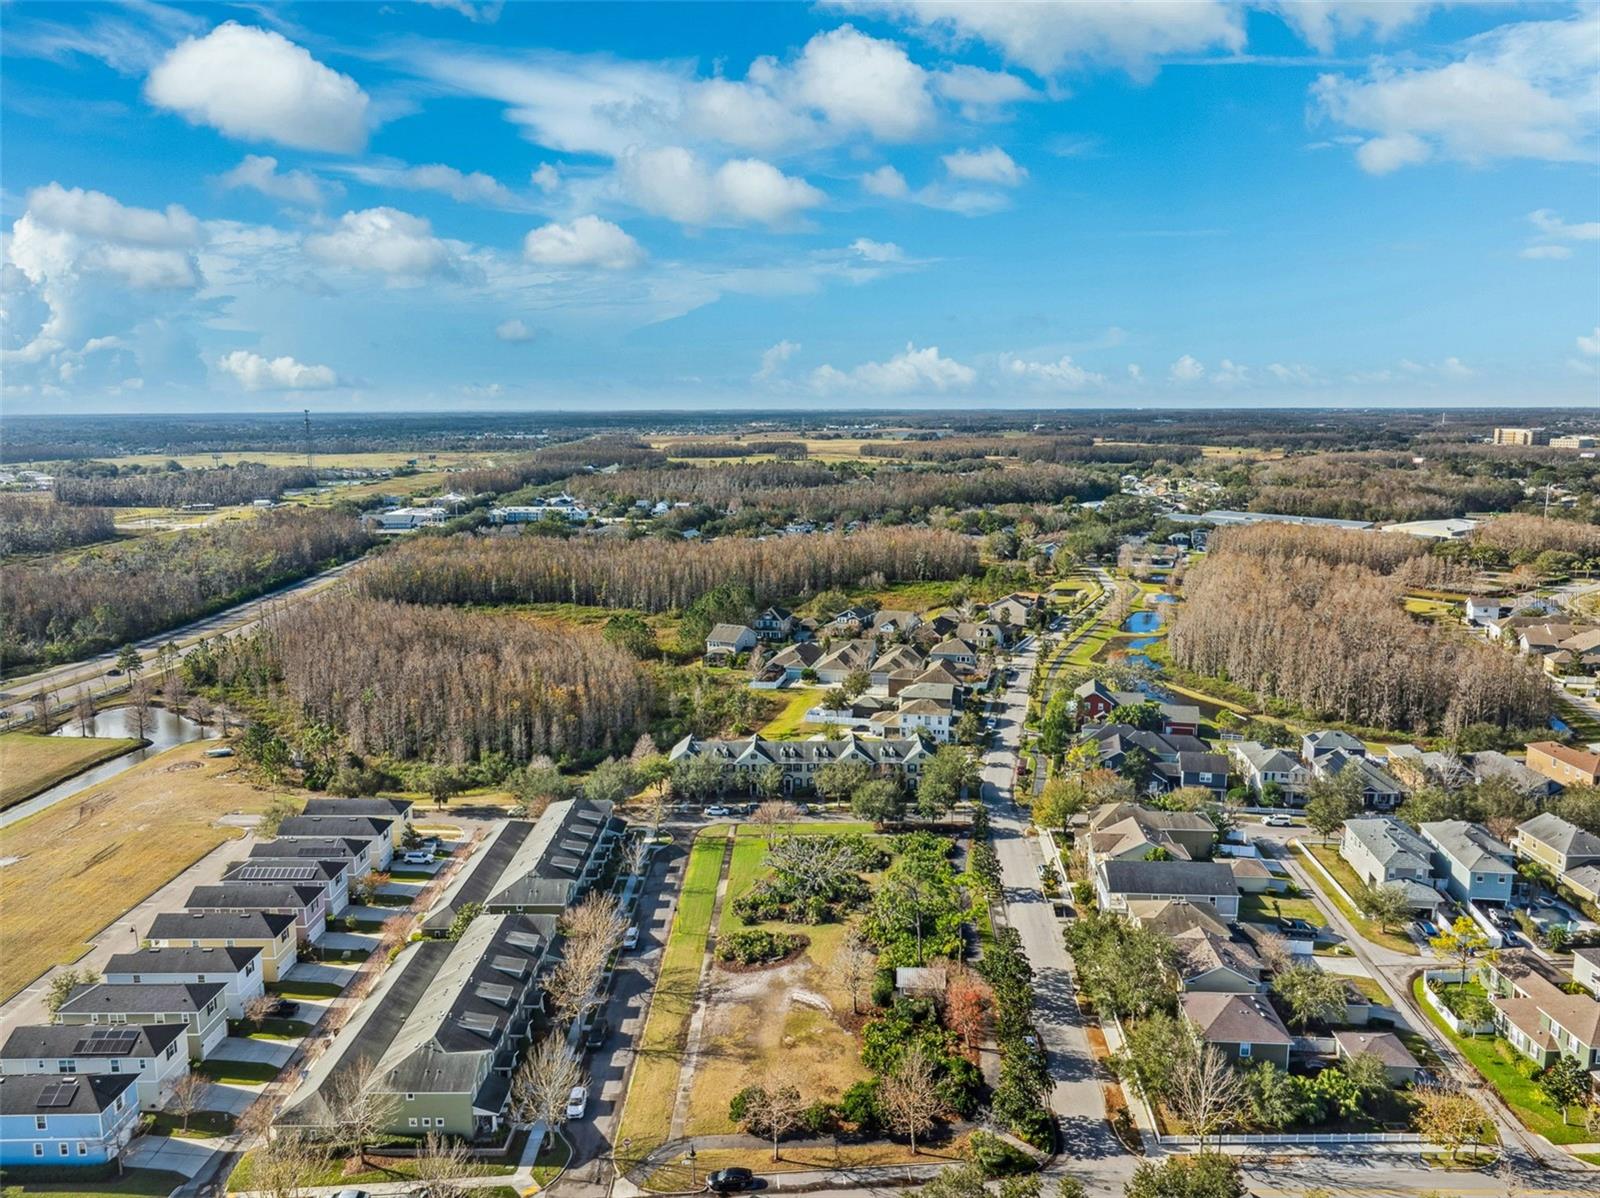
(165, 761, 203, 773)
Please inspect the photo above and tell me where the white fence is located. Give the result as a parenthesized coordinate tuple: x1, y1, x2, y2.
(1420, 968, 1496, 1036)
(1158, 1132, 1427, 1147)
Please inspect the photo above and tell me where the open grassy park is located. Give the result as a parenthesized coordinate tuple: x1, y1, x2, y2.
(0, 739, 276, 1002)
(0, 731, 141, 809)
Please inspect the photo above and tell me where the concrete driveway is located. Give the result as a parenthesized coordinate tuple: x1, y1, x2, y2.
(284, 961, 355, 986)
(201, 1079, 263, 1115)
(125, 1133, 219, 1177)
(210, 1035, 295, 1065)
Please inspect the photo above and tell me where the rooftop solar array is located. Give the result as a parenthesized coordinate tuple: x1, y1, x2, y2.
(37, 1081, 80, 1108)
(75, 1029, 140, 1056)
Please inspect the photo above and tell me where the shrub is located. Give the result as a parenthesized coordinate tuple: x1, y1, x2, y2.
(839, 1080, 882, 1131)
(801, 1099, 837, 1136)
(729, 1085, 762, 1124)
(871, 967, 897, 1008)
(968, 1130, 1038, 1178)
(716, 929, 807, 965)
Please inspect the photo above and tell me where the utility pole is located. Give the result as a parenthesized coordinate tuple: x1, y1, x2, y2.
(303, 409, 313, 472)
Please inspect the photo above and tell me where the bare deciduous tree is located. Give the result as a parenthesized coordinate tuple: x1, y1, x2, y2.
(74, 688, 96, 736)
(244, 993, 278, 1033)
(1167, 1043, 1247, 1151)
(323, 1057, 400, 1166)
(740, 1079, 807, 1161)
(879, 1044, 942, 1155)
(830, 923, 876, 1016)
(411, 1130, 472, 1198)
(168, 1071, 209, 1133)
(752, 800, 801, 848)
(128, 679, 154, 741)
(509, 1036, 585, 1130)
(189, 694, 214, 734)
(249, 1130, 328, 1198)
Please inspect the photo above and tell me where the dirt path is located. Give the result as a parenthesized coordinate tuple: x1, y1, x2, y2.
(667, 832, 736, 1141)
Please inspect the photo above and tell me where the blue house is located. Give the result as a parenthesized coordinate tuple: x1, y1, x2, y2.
(0, 1073, 140, 1166)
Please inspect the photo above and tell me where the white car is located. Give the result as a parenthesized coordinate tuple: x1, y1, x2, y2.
(565, 1085, 590, 1119)
(1261, 814, 1294, 828)
(402, 850, 433, 865)
(704, 805, 731, 817)
(623, 926, 640, 949)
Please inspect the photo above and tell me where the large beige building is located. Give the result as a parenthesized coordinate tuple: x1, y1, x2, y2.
(1492, 427, 1548, 446)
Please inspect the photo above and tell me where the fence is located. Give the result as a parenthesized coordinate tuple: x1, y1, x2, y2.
(1420, 968, 1496, 1035)
(1157, 1132, 1427, 1147)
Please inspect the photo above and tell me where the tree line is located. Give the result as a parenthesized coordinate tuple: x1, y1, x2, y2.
(1247, 453, 1525, 522)
(217, 595, 651, 765)
(859, 436, 1200, 466)
(54, 462, 319, 507)
(1472, 514, 1600, 563)
(667, 440, 809, 459)
(355, 526, 977, 612)
(448, 437, 667, 495)
(1, 509, 371, 668)
(0, 495, 116, 556)
(1168, 524, 1551, 734)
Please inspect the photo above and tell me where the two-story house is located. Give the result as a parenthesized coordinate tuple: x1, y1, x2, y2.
(705, 623, 757, 660)
(751, 607, 795, 642)
(1177, 752, 1231, 797)
(0, 1073, 140, 1167)
(1482, 950, 1600, 1071)
(102, 945, 265, 1019)
(222, 857, 351, 916)
(1094, 859, 1240, 920)
(144, 910, 298, 983)
(184, 882, 327, 944)
(0, 1025, 189, 1111)
(55, 983, 228, 1060)
(929, 638, 979, 669)
(300, 797, 415, 844)
(1339, 818, 1441, 912)
(250, 835, 380, 879)
(273, 815, 396, 871)
(1419, 820, 1515, 905)
(1524, 742, 1600, 790)
(1513, 812, 1600, 877)
(1228, 741, 1310, 805)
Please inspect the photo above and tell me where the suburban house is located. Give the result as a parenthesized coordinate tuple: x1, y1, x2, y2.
(1333, 1030, 1421, 1085)
(929, 638, 979, 669)
(1481, 950, 1600, 1070)
(250, 835, 380, 879)
(988, 593, 1044, 627)
(0, 1025, 188, 1111)
(1465, 750, 1564, 799)
(300, 797, 415, 842)
(1310, 750, 1404, 810)
(55, 983, 229, 1060)
(1084, 802, 1216, 866)
(1229, 741, 1310, 804)
(144, 910, 299, 982)
(751, 607, 795, 642)
(1127, 898, 1232, 940)
(763, 642, 823, 683)
(1181, 991, 1292, 1067)
(1302, 730, 1366, 762)
(825, 604, 878, 634)
(896, 698, 954, 743)
(1512, 813, 1600, 877)
(1419, 821, 1515, 905)
(1172, 927, 1265, 993)
(423, 800, 619, 934)
(273, 815, 396, 870)
(1339, 818, 1441, 912)
(1574, 948, 1600, 997)
(869, 609, 921, 637)
(667, 731, 933, 796)
(1464, 597, 1507, 627)
(184, 882, 327, 944)
(102, 945, 265, 1019)
(954, 619, 1009, 649)
(0, 1073, 140, 1167)
(278, 914, 554, 1139)
(1524, 742, 1600, 789)
(1094, 859, 1240, 920)
(705, 623, 757, 660)
(1071, 681, 1200, 736)
(813, 639, 876, 684)
(222, 857, 351, 916)
(868, 645, 927, 686)
(1079, 725, 1210, 792)
(1177, 752, 1231, 797)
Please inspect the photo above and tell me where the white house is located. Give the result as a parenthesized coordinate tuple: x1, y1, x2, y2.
(1228, 741, 1310, 804)
(0, 1024, 190, 1111)
(1465, 597, 1506, 627)
(705, 624, 757, 658)
(102, 945, 266, 1019)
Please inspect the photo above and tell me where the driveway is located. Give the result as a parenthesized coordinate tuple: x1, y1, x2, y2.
(210, 1036, 295, 1066)
(125, 1133, 219, 1177)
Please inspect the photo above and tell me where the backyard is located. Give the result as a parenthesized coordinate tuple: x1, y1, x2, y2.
(0, 730, 141, 809)
(1300, 842, 1420, 956)
(758, 687, 827, 740)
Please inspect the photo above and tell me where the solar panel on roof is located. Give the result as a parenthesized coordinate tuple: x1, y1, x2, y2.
(37, 1081, 79, 1108)
(75, 1029, 139, 1055)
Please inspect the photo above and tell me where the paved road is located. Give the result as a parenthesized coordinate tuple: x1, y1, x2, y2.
(0, 557, 363, 723)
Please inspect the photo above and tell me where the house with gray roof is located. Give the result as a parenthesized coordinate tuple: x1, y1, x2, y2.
(301, 796, 414, 841)
(1465, 750, 1563, 799)
(1339, 818, 1441, 912)
(1094, 859, 1239, 920)
(1312, 749, 1404, 810)
(56, 984, 228, 1060)
(273, 815, 395, 870)
(102, 945, 265, 1018)
(277, 913, 555, 1139)
(1420, 820, 1514, 904)
(1181, 991, 1291, 1067)
(1, 1024, 189, 1110)
(668, 731, 934, 796)
(705, 623, 757, 660)
(1228, 741, 1310, 804)
(0, 1073, 140, 1167)
(249, 835, 380, 878)
(184, 882, 328, 944)
(1514, 812, 1600, 877)
(1172, 927, 1264, 994)
(223, 856, 350, 915)
(144, 910, 298, 982)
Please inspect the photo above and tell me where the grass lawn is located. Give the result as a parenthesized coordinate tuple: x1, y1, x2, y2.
(531, 1132, 572, 1187)
(614, 828, 731, 1156)
(1411, 977, 1589, 1144)
(1300, 843, 1419, 956)
(0, 740, 277, 1003)
(0, 732, 143, 809)
(641, 1137, 971, 1189)
(267, 979, 345, 999)
(1342, 975, 1391, 1006)
(145, 1109, 235, 1137)
(758, 687, 826, 739)
(1238, 893, 1327, 926)
(192, 1058, 281, 1085)
(0, 1166, 188, 1198)
(227, 1017, 313, 1040)
(227, 1146, 516, 1190)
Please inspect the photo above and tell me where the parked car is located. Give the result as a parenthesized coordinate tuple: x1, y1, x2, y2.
(263, 997, 299, 1018)
(704, 805, 731, 818)
(1262, 814, 1294, 827)
(1276, 917, 1317, 935)
(332, 1190, 370, 1198)
(623, 926, 640, 949)
(565, 1085, 589, 1119)
(401, 850, 433, 865)
(707, 1168, 755, 1193)
(586, 1017, 610, 1050)
(1414, 919, 1439, 939)
(416, 837, 441, 851)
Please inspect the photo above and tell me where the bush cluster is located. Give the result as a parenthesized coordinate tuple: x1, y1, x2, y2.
(715, 929, 807, 965)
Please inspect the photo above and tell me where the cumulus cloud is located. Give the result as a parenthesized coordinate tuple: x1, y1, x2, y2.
(305, 207, 459, 278)
(998, 353, 1105, 390)
(26, 182, 200, 247)
(1521, 245, 1573, 260)
(523, 215, 644, 269)
(620, 147, 823, 227)
(146, 23, 370, 153)
(811, 342, 975, 394)
(1529, 209, 1600, 241)
(755, 339, 801, 380)
(218, 154, 330, 206)
(1577, 327, 1600, 356)
(1212, 358, 1249, 386)
(1169, 354, 1205, 382)
(932, 64, 1038, 116)
(531, 163, 561, 192)
(862, 165, 910, 199)
(1266, 362, 1317, 384)
(1311, 12, 1599, 174)
(495, 318, 536, 342)
(217, 349, 338, 390)
(338, 161, 520, 208)
(1268, 1, 1442, 55)
(942, 146, 1027, 186)
(754, 24, 935, 141)
(850, 238, 903, 262)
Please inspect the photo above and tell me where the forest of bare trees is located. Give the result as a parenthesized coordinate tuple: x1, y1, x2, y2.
(1, 509, 371, 667)
(1247, 454, 1524, 522)
(449, 438, 667, 495)
(356, 526, 977, 612)
(1168, 524, 1550, 734)
(221, 595, 651, 764)
(859, 436, 1201, 466)
(1472, 515, 1600, 562)
(0, 495, 115, 556)
(667, 440, 809, 458)
(53, 463, 318, 507)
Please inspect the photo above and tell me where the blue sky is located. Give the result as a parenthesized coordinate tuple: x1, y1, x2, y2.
(2, 1, 1597, 413)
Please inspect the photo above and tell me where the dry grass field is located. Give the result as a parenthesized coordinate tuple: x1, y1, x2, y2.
(0, 732, 141, 809)
(0, 739, 276, 1001)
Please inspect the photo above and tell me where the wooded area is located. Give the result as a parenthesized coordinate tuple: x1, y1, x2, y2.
(1248, 454, 1525, 522)
(0, 495, 115, 556)
(222, 595, 651, 764)
(448, 438, 667, 495)
(859, 436, 1201, 466)
(1168, 524, 1551, 735)
(53, 462, 318, 507)
(0, 509, 371, 667)
(355, 526, 978, 612)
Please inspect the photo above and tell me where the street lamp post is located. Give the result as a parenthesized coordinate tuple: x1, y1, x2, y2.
(687, 1146, 697, 1188)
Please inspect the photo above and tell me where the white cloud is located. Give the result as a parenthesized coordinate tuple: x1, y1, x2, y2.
(998, 353, 1105, 390)
(338, 161, 519, 208)
(835, 0, 1245, 77)
(1311, 12, 1600, 174)
(755, 339, 801, 380)
(754, 25, 935, 141)
(523, 215, 644, 269)
(1127, 364, 1144, 382)
(218, 155, 330, 206)
(1268, 1, 1441, 55)
(619, 147, 823, 227)
(1530, 209, 1600, 241)
(217, 349, 338, 390)
(1578, 327, 1600, 357)
(682, 77, 821, 152)
(1520, 245, 1573, 261)
(1266, 362, 1317, 384)
(942, 146, 1027, 186)
(862, 165, 910, 198)
(932, 65, 1038, 117)
(495, 318, 536, 342)
(305, 207, 459, 278)
(1169, 354, 1205, 382)
(531, 164, 561, 192)
(810, 342, 975, 394)
(1213, 358, 1249, 386)
(418, 0, 505, 22)
(1439, 356, 1474, 379)
(850, 238, 903, 262)
(26, 182, 200, 247)
(146, 23, 370, 153)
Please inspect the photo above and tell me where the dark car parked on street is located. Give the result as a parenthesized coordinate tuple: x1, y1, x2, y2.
(708, 1168, 755, 1193)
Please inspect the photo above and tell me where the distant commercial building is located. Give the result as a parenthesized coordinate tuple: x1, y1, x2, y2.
(1493, 428, 1548, 446)
(1550, 435, 1598, 450)
(1166, 510, 1373, 532)
(1380, 518, 1478, 540)
(368, 507, 447, 533)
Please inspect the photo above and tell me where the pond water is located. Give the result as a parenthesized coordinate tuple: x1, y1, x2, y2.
(1123, 610, 1162, 634)
(1149, 593, 1177, 604)
(2, 707, 214, 829)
